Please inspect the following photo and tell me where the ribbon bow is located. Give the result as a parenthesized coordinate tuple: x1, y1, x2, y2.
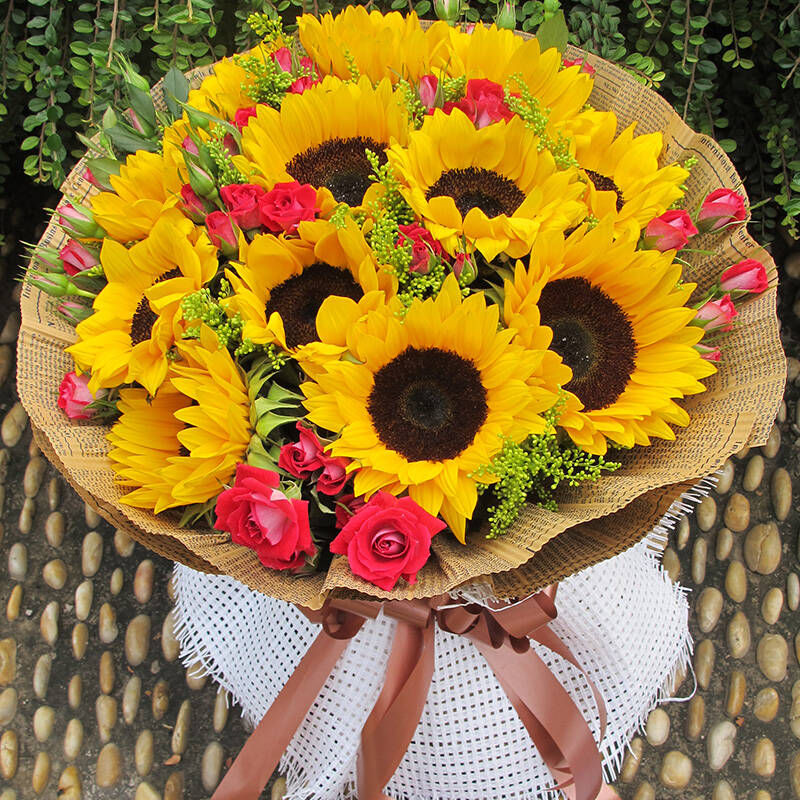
(212, 590, 613, 800)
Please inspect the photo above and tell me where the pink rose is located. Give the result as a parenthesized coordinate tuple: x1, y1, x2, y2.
(696, 188, 747, 233)
(278, 422, 324, 479)
(179, 184, 208, 222)
(259, 181, 318, 234)
(334, 493, 367, 529)
(418, 74, 439, 111)
(693, 295, 738, 332)
(214, 464, 315, 571)
(397, 223, 443, 275)
(220, 183, 266, 230)
(695, 343, 722, 362)
(317, 455, 349, 496)
(562, 56, 596, 76)
(205, 211, 239, 256)
(234, 106, 259, 131)
(271, 47, 319, 94)
(58, 371, 103, 420)
(84, 168, 103, 188)
(719, 259, 768, 296)
(58, 202, 104, 238)
(181, 135, 200, 156)
(445, 79, 514, 129)
(642, 209, 698, 251)
(59, 240, 98, 276)
(329, 492, 445, 590)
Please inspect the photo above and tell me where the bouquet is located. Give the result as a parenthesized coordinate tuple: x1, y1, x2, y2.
(17, 7, 785, 796)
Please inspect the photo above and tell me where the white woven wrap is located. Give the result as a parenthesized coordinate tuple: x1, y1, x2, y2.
(174, 537, 690, 800)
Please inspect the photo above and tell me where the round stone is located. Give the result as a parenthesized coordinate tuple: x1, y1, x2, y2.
(752, 737, 776, 777)
(762, 587, 784, 624)
(716, 528, 733, 561)
(114, 529, 135, 557)
(23, 457, 46, 498)
(171, 700, 191, 755)
(645, 708, 670, 746)
(272, 777, 288, 800)
(63, 719, 83, 762)
(96, 694, 117, 743)
(715, 459, 734, 494)
(692, 538, 707, 583)
(72, 623, 88, 660)
(67, 675, 82, 709)
(42, 559, 66, 590)
(47, 479, 61, 512)
(744, 522, 782, 574)
(0, 688, 16, 725)
(695, 639, 715, 690)
(44, 512, 64, 547)
(725, 560, 747, 602)
(791, 691, 800, 739)
(696, 496, 717, 531)
(659, 750, 691, 789)
(31, 751, 49, 794)
(725, 670, 746, 717)
(789, 573, 800, 611)
(32, 655, 51, 700)
(122, 676, 142, 725)
(40, 601, 59, 646)
(96, 743, 121, 787)
(757, 634, 788, 681)
(201, 741, 224, 792)
(98, 603, 118, 643)
(134, 560, 154, 604)
(676, 515, 690, 550)
(0, 640, 16, 686)
(152, 680, 169, 721)
(125, 615, 151, 667)
(707, 720, 737, 771)
(165, 772, 185, 800)
(754, 687, 780, 722)
(109, 568, 123, 596)
(0, 730, 17, 779)
(712, 780, 735, 800)
(82, 531, 103, 577)
(135, 730, 153, 777)
(771, 467, 792, 520)
(84, 503, 101, 527)
(743, 454, 764, 491)
(74, 580, 93, 621)
(727, 611, 751, 658)
(662, 547, 680, 581)
(697, 588, 723, 633)
(792, 752, 800, 798)
(99, 651, 115, 694)
(58, 766, 81, 799)
(32, 706, 54, 742)
(1, 403, 27, 447)
(685, 695, 704, 741)
(724, 493, 750, 531)
(18, 498, 34, 535)
(8, 543, 26, 581)
(5, 586, 21, 622)
(762, 424, 781, 458)
(213, 689, 229, 734)
(135, 782, 160, 800)
(161, 611, 180, 662)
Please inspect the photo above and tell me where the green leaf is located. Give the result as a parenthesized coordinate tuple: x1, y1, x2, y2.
(161, 67, 190, 121)
(105, 124, 159, 154)
(128, 85, 157, 129)
(536, 10, 569, 54)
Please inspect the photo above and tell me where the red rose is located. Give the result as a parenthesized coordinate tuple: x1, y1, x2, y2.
(234, 106, 259, 131)
(695, 343, 722, 362)
(220, 183, 267, 230)
(278, 422, 324, 479)
(58, 371, 103, 420)
(317, 455, 349, 496)
(719, 259, 768, 296)
(418, 74, 439, 110)
(562, 56, 596, 76)
(59, 240, 98, 276)
(397, 223, 443, 275)
(179, 184, 207, 222)
(271, 47, 319, 94)
(214, 464, 315, 571)
(696, 188, 747, 233)
(334, 493, 367, 529)
(693, 295, 738, 332)
(259, 181, 319, 234)
(329, 492, 445, 590)
(445, 79, 514, 129)
(642, 209, 698, 251)
(205, 211, 239, 256)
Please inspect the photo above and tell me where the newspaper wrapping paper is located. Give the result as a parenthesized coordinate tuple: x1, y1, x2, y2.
(17, 36, 786, 608)
(173, 534, 692, 800)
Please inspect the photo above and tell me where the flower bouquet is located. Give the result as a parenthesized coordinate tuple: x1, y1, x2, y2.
(18, 6, 784, 799)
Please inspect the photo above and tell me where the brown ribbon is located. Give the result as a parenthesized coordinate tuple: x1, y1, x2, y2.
(211, 589, 611, 800)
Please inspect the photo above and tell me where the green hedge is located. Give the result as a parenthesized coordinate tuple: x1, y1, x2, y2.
(1, 0, 798, 241)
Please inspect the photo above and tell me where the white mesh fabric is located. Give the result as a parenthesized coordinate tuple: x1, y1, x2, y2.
(174, 537, 690, 800)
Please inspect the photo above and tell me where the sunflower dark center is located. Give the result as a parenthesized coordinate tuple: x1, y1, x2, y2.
(129, 268, 182, 346)
(426, 167, 525, 218)
(585, 169, 625, 213)
(368, 347, 488, 462)
(265, 263, 363, 348)
(286, 137, 386, 207)
(538, 277, 637, 412)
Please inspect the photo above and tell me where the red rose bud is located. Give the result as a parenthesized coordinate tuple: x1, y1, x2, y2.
(56, 300, 93, 325)
(185, 160, 217, 199)
(58, 371, 105, 420)
(695, 343, 722, 362)
(562, 56, 596, 76)
(316, 455, 349, 496)
(696, 188, 747, 233)
(181, 135, 200, 156)
(234, 106, 259, 131)
(271, 46, 293, 72)
(214, 464, 316, 571)
(222, 134, 239, 156)
(447, 79, 514, 129)
(494, 0, 516, 29)
(179, 184, 209, 223)
(126, 108, 148, 135)
(334, 494, 367, 529)
(59, 240, 99, 276)
(329, 491, 445, 590)
(693, 294, 738, 332)
(259, 182, 318, 234)
(418, 75, 439, 111)
(643, 209, 698, 251)
(433, 0, 461, 23)
(28, 271, 91, 298)
(719, 258, 768, 296)
(205, 211, 239, 256)
(452, 251, 477, 283)
(83, 168, 103, 188)
(278, 422, 324, 479)
(57, 202, 105, 239)
(220, 183, 266, 230)
(398, 223, 443, 275)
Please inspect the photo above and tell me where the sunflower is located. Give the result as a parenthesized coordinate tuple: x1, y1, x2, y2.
(572, 110, 689, 240)
(297, 6, 447, 84)
(387, 108, 587, 260)
(108, 329, 252, 513)
(300, 275, 561, 542)
(235, 76, 410, 208)
(435, 22, 594, 137)
(67, 209, 218, 396)
(224, 217, 396, 358)
(90, 150, 183, 243)
(506, 225, 717, 454)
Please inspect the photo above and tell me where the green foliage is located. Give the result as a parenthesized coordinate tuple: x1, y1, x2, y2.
(0, 0, 798, 240)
